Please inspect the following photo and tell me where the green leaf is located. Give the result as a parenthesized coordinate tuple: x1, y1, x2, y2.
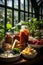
(6, 23, 12, 30)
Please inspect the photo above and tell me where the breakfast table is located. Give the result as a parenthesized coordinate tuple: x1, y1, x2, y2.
(0, 29, 43, 65)
(0, 47, 43, 65)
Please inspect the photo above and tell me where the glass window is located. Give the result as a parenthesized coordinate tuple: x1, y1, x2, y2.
(25, 13, 28, 21)
(25, 0, 28, 12)
(14, 11, 18, 25)
(42, 9, 43, 15)
(29, 1, 32, 12)
(20, 12, 24, 21)
(36, 0, 40, 2)
(0, 0, 5, 5)
(42, 5, 43, 15)
(0, 0, 43, 35)
(29, 14, 32, 18)
(20, 0, 24, 10)
(33, 15, 35, 18)
(7, 9, 12, 24)
(39, 16, 41, 20)
(14, 0, 18, 9)
(0, 7, 5, 40)
(39, 7, 43, 15)
(0, 7, 5, 28)
(39, 8, 41, 15)
(7, 0, 12, 7)
(32, 8, 35, 13)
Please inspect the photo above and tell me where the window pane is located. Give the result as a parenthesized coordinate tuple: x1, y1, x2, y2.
(14, 11, 18, 25)
(20, 12, 24, 21)
(33, 8, 35, 13)
(39, 16, 41, 20)
(39, 7, 43, 15)
(7, 9, 12, 25)
(33, 15, 35, 18)
(29, 0, 32, 12)
(29, 14, 32, 18)
(7, 0, 12, 7)
(0, 0, 5, 5)
(14, 0, 18, 9)
(25, 0, 28, 12)
(20, 0, 24, 10)
(36, 0, 40, 2)
(25, 13, 28, 21)
(0, 7, 5, 40)
(42, 5, 43, 15)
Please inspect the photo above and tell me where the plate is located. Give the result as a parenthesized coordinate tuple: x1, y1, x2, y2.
(0, 50, 21, 62)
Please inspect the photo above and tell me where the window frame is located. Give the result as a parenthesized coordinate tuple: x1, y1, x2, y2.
(0, 0, 43, 33)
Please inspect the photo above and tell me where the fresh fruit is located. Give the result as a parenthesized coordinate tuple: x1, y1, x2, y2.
(28, 38, 43, 45)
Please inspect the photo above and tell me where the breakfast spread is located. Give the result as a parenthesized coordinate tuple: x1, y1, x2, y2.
(0, 27, 43, 60)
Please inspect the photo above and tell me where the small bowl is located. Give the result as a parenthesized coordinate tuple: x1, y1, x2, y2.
(21, 52, 37, 59)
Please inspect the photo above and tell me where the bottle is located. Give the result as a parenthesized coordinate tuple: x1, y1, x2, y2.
(20, 25, 29, 44)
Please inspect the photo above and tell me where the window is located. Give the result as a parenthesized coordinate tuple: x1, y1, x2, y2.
(0, 0, 5, 5)
(14, 10, 18, 25)
(0, 7, 5, 40)
(14, 0, 18, 9)
(25, 0, 28, 12)
(20, 0, 24, 10)
(7, 0, 12, 7)
(20, 12, 24, 21)
(0, 0, 43, 35)
(7, 9, 12, 24)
